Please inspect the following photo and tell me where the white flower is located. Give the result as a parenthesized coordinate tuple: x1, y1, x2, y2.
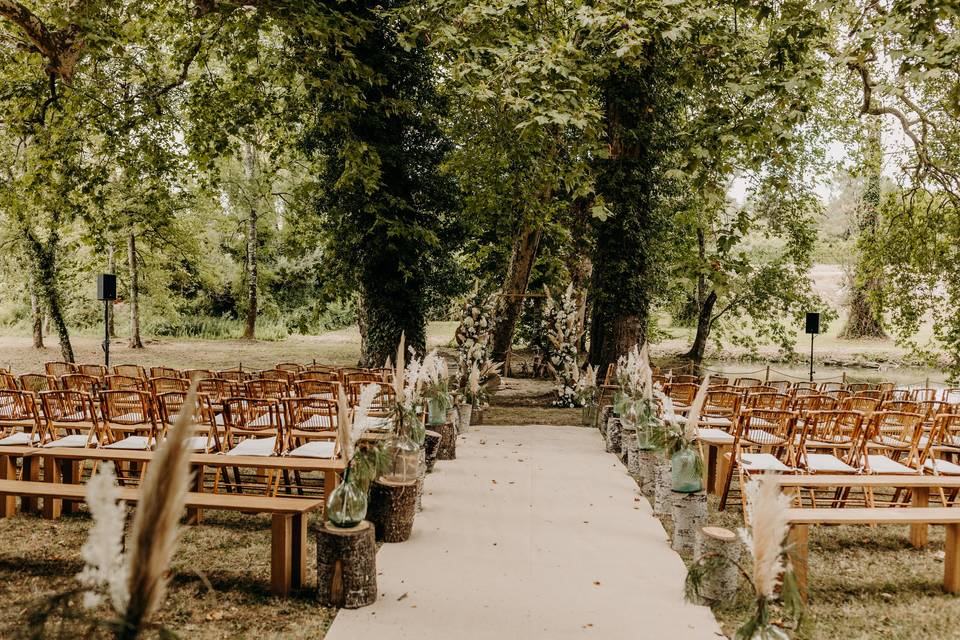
(77, 462, 130, 613)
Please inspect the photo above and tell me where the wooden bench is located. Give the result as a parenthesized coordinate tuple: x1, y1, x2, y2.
(774, 474, 960, 548)
(0, 479, 321, 596)
(786, 507, 960, 600)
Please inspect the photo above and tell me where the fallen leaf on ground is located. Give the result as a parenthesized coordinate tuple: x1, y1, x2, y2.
(398, 593, 408, 601)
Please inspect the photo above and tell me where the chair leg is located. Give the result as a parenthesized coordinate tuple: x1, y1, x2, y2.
(719, 456, 735, 511)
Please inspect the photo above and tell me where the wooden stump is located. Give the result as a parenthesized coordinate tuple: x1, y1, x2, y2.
(599, 406, 611, 436)
(671, 491, 708, 554)
(457, 404, 473, 432)
(620, 425, 637, 471)
(637, 450, 657, 497)
(694, 527, 741, 604)
(416, 453, 427, 512)
(436, 421, 457, 460)
(605, 418, 622, 454)
(473, 406, 485, 426)
(368, 478, 419, 542)
(424, 430, 442, 473)
(316, 521, 377, 609)
(623, 429, 641, 479)
(652, 457, 673, 517)
(447, 408, 460, 435)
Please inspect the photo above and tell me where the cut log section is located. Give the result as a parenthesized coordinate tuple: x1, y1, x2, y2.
(316, 521, 377, 609)
(694, 526, 741, 604)
(620, 425, 637, 471)
(368, 478, 419, 543)
(637, 450, 656, 497)
(436, 421, 457, 460)
(671, 491, 708, 554)
(652, 457, 673, 517)
(605, 417, 622, 454)
(424, 430, 442, 473)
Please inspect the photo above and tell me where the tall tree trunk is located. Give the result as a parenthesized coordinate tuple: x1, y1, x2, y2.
(127, 230, 144, 349)
(588, 51, 680, 373)
(567, 198, 593, 354)
(29, 240, 73, 362)
(242, 141, 259, 341)
(490, 224, 542, 374)
(29, 275, 43, 349)
(841, 122, 887, 339)
(684, 290, 717, 367)
(107, 241, 116, 338)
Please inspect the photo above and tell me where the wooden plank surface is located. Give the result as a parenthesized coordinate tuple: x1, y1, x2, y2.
(787, 507, 960, 525)
(774, 474, 960, 488)
(0, 479, 324, 513)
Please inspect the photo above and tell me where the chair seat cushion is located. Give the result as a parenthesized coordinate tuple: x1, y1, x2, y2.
(700, 415, 732, 428)
(105, 436, 153, 450)
(866, 454, 915, 474)
(0, 432, 40, 446)
(184, 436, 210, 452)
(226, 437, 276, 457)
(697, 428, 734, 444)
(805, 453, 856, 473)
(289, 441, 336, 459)
(44, 434, 94, 448)
(925, 458, 960, 475)
(740, 453, 793, 473)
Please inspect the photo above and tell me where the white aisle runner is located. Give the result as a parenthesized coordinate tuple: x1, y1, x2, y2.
(327, 424, 722, 640)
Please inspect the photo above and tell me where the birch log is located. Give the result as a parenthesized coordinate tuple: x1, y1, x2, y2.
(637, 450, 657, 497)
(605, 417, 622, 454)
(652, 457, 673, 517)
(694, 527, 741, 604)
(671, 491, 708, 554)
(620, 424, 637, 473)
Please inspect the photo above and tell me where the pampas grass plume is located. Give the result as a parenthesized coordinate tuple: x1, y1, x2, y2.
(744, 474, 792, 599)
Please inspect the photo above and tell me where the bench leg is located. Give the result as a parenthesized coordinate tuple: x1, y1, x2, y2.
(42, 455, 62, 520)
(910, 487, 929, 548)
(271, 514, 293, 596)
(186, 464, 204, 525)
(0, 455, 15, 517)
(63, 461, 81, 515)
(704, 445, 717, 494)
(291, 513, 307, 589)
(787, 524, 809, 602)
(945, 524, 960, 594)
(22, 456, 41, 514)
(714, 446, 731, 499)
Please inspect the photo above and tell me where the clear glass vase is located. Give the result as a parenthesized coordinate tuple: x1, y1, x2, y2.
(581, 404, 597, 426)
(427, 396, 447, 426)
(748, 624, 791, 640)
(671, 448, 703, 493)
(382, 432, 420, 483)
(326, 476, 368, 528)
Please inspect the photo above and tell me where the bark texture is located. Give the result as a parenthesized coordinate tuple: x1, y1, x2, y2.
(106, 241, 116, 338)
(693, 526, 741, 604)
(436, 421, 457, 460)
(127, 231, 143, 349)
(29, 274, 43, 349)
(242, 141, 259, 341)
(316, 521, 377, 609)
(490, 224, 542, 373)
(671, 491, 708, 554)
(368, 479, 418, 543)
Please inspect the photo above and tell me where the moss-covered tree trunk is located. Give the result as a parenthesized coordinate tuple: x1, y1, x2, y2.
(841, 123, 886, 339)
(588, 53, 679, 373)
(242, 140, 259, 341)
(106, 241, 116, 338)
(29, 274, 43, 349)
(24, 229, 74, 363)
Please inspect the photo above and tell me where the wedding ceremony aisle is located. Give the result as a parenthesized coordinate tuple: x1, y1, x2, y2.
(328, 424, 722, 639)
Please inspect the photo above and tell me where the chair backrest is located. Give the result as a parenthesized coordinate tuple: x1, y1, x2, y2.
(792, 393, 833, 414)
(854, 390, 884, 401)
(44, 362, 74, 378)
(818, 382, 844, 392)
(917, 400, 951, 421)
(346, 381, 394, 409)
(765, 380, 791, 392)
(666, 382, 698, 406)
(218, 369, 249, 382)
(259, 368, 296, 383)
(791, 382, 817, 391)
(155, 392, 218, 450)
(293, 379, 340, 400)
(745, 392, 791, 411)
(789, 387, 819, 401)
(59, 373, 99, 395)
(708, 376, 729, 386)
(672, 375, 699, 385)
(868, 410, 925, 446)
(184, 369, 217, 382)
(796, 410, 864, 466)
(298, 371, 339, 382)
(150, 376, 190, 395)
(602, 363, 617, 386)
(39, 390, 99, 433)
(822, 389, 852, 403)
(284, 397, 338, 434)
(0, 372, 16, 390)
(275, 362, 304, 373)
(112, 364, 146, 379)
(841, 396, 880, 414)
(222, 397, 282, 446)
(0, 390, 42, 433)
(195, 378, 227, 402)
(99, 390, 155, 427)
(879, 399, 920, 414)
(104, 374, 144, 391)
(733, 377, 763, 388)
(887, 388, 912, 401)
(344, 371, 382, 385)
(733, 408, 797, 451)
(846, 382, 873, 393)
(150, 366, 182, 379)
(75, 364, 107, 379)
(910, 388, 939, 402)
(704, 390, 741, 417)
(244, 378, 290, 400)
(19, 374, 56, 394)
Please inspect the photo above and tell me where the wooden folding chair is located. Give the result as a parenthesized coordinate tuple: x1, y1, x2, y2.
(44, 362, 74, 379)
(244, 379, 290, 401)
(219, 397, 284, 495)
(719, 408, 798, 513)
(75, 364, 107, 380)
(112, 364, 146, 379)
(149, 376, 190, 395)
(150, 366, 183, 379)
(0, 390, 44, 448)
(745, 392, 791, 410)
(19, 374, 57, 395)
(99, 390, 160, 451)
(156, 391, 220, 453)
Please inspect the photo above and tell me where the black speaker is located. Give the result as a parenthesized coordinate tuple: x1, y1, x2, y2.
(805, 312, 820, 335)
(97, 274, 117, 301)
